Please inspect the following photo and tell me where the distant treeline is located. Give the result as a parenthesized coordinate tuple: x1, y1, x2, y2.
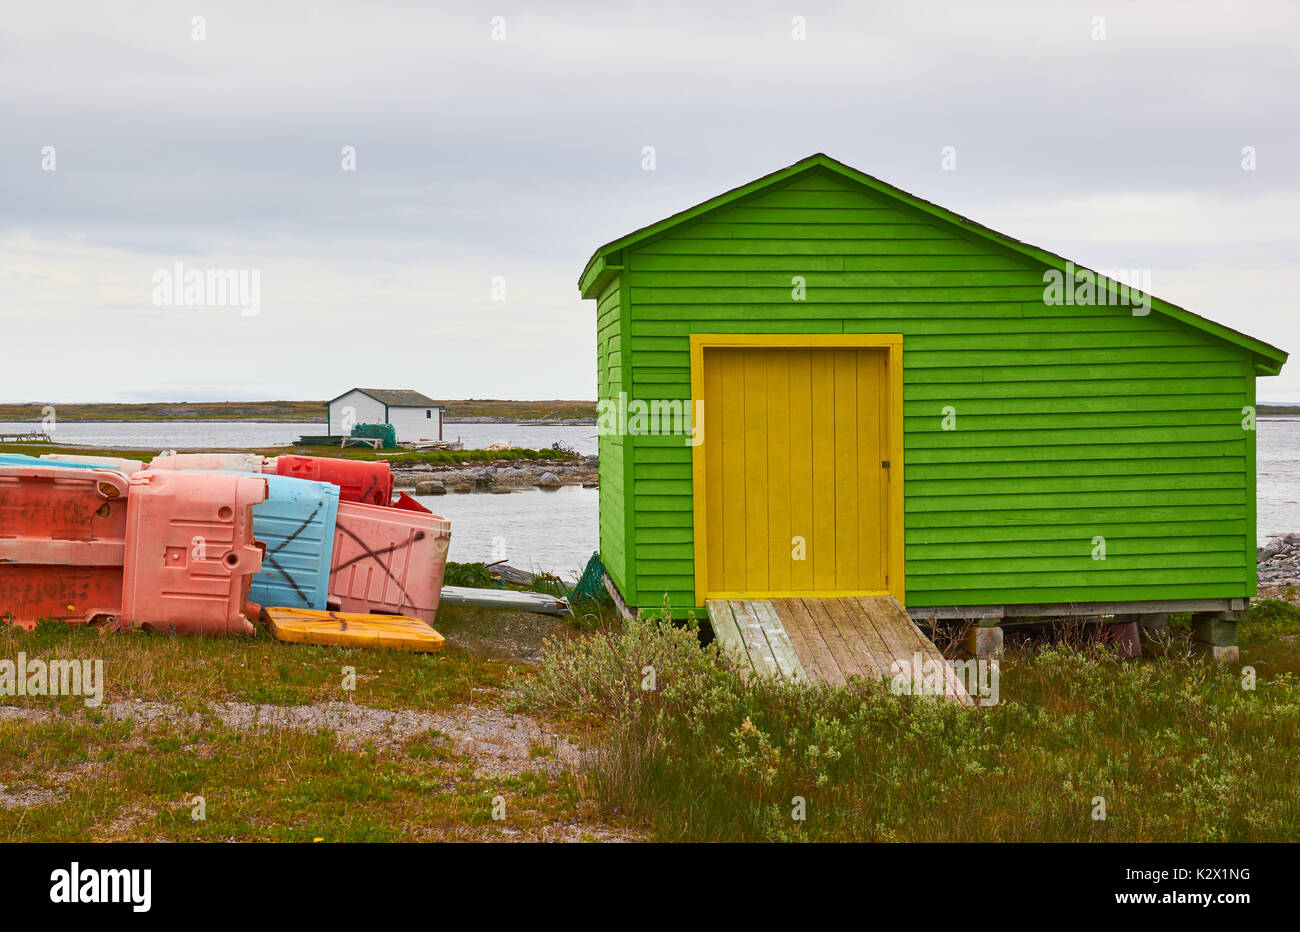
(1260, 405, 1300, 416)
(0, 399, 597, 422)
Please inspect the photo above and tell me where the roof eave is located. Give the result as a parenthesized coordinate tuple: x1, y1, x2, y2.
(579, 252, 624, 299)
(1255, 355, 1287, 377)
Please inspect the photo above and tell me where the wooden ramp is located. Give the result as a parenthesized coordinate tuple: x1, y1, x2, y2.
(707, 596, 973, 706)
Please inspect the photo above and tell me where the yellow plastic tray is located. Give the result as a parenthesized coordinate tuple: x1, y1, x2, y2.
(264, 607, 445, 653)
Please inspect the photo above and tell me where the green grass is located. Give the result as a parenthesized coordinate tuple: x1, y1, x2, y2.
(1239, 598, 1300, 672)
(521, 602, 1300, 842)
(0, 603, 634, 842)
(0, 715, 583, 842)
(6, 596, 1297, 842)
(3, 613, 512, 710)
(444, 562, 499, 588)
(0, 606, 621, 841)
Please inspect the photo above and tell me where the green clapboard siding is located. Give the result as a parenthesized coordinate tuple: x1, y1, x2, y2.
(584, 156, 1285, 616)
(594, 276, 631, 601)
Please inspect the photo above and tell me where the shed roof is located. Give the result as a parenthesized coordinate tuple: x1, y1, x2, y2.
(580, 152, 1287, 376)
(328, 388, 440, 407)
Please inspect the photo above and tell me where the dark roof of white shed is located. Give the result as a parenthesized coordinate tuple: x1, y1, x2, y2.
(327, 388, 440, 407)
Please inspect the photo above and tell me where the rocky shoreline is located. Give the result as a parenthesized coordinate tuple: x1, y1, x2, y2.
(394, 455, 598, 494)
(1258, 534, 1300, 591)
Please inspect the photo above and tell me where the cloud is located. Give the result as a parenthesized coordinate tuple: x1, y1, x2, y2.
(1, 0, 1297, 400)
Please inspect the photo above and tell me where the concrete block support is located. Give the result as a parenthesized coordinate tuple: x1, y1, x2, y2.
(1191, 611, 1239, 663)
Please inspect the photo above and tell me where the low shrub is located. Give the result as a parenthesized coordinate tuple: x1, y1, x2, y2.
(523, 608, 1300, 841)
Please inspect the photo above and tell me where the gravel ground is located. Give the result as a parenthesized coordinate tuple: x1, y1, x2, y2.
(0, 698, 582, 777)
(0, 700, 641, 840)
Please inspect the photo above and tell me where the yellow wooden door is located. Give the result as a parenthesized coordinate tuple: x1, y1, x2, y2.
(702, 345, 890, 598)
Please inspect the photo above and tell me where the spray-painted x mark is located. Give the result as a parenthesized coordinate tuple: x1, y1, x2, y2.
(258, 500, 324, 605)
(330, 524, 427, 611)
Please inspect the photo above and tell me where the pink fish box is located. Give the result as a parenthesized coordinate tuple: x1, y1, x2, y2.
(327, 494, 451, 623)
(0, 465, 130, 629)
(121, 470, 268, 636)
(150, 452, 269, 473)
(40, 453, 147, 475)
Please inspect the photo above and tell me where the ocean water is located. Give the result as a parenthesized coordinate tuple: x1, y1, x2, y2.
(2, 418, 1293, 571)
(0, 420, 597, 455)
(1256, 418, 1299, 542)
(414, 485, 598, 581)
(0, 420, 325, 449)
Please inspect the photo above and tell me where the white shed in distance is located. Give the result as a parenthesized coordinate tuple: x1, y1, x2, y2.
(326, 388, 443, 443)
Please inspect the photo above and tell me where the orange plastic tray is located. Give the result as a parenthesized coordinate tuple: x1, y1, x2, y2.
(263, 606, 445, 652)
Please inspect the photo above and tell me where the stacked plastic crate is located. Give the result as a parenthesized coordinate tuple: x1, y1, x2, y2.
(274, 455, 449, 623)
(0, 458, 265, 634)
(120, 469, 268, 635)
(0, 451, 452, 637)
(0, 462, 130, 629)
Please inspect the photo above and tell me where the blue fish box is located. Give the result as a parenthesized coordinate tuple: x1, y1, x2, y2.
(239, 474, 341, 611)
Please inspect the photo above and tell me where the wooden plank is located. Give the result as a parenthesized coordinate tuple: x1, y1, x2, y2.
(863, 596, 933, 666)
(850, 596, 915, 672)
(751, 600, 807, 682)
(703, 345, 726, 596)
(828, 596, 895, 677)
(810, 359, 836, 591)
(742, 353, 769, 591)
(706, 600, 753, 676)
(787, 350, 814, 592)
(821, 597, 889, 679)
(765, 351, 793, 592)
(862, 597, 974, 707)
(800, 598, 861, 684)
(832, 349, 860, 588)
(715, 596, 975, 705)
(866, 597, 939, 662)
(907, 604, 1006, 620)
(730, 599, 780, 678)
(1001, 598, 1246, 616)
(603, 573, 634, 622)
(774, 598, 846, 686)
(859, 346, 887, 589)
(719, 350, 747, 593)
(768, 598, 816, 678)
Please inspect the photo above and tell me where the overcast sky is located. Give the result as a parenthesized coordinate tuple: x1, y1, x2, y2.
(4, 0, 1298, 403)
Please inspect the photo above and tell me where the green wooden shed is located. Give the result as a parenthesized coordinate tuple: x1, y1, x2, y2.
(580, 153, 1287, 624)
